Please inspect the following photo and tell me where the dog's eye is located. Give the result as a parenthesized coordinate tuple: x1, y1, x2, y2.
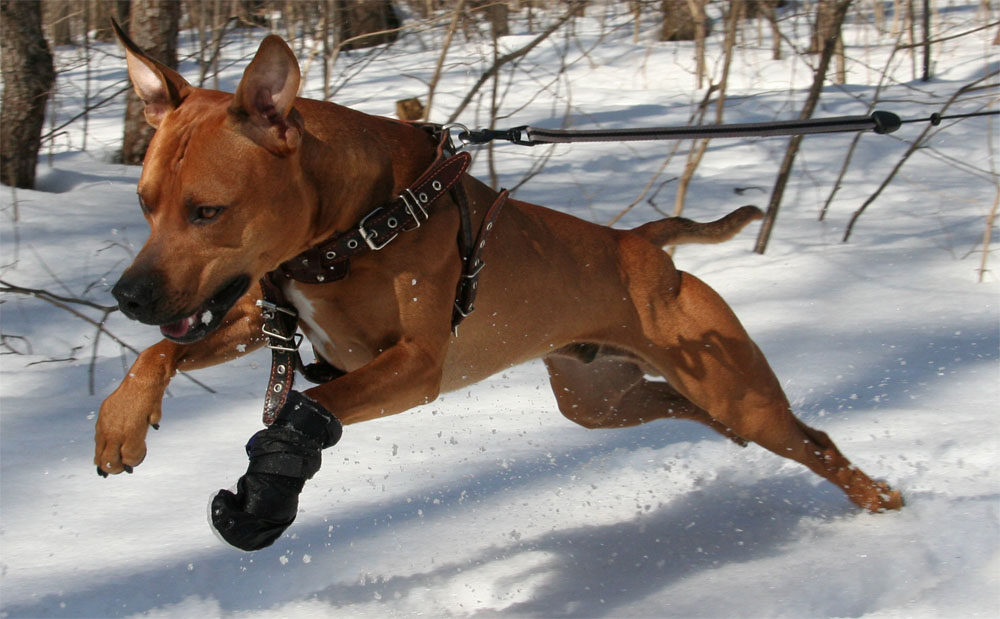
(192, 206, 225, 223)
(137, 195, 150, 215)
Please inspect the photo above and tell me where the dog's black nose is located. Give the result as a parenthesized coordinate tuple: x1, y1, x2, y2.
(111, 273, 164, 323)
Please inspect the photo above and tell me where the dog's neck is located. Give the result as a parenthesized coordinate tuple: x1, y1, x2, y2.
(294, 100, 437, 249)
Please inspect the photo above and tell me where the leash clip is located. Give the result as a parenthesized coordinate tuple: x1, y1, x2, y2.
(460, 126, 534, 146)
(441, 123, 470, 149)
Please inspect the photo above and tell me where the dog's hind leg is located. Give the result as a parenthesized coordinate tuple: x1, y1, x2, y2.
(615, 237, 903, 512)
(543, 350, 747, 446)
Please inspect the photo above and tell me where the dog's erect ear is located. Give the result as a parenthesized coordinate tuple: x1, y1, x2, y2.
(112, 19, 190, 128)
(230, 35, 302, 156)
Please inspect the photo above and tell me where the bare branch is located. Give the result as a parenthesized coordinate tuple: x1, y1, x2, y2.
(0, 279, 116, 312)
(842, 69, 1000, 242)
(446, 9, 576, 124)
(0, 280, 215, 393)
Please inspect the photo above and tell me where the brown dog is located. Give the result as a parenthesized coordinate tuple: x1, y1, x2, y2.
(96, 27, 902, 549)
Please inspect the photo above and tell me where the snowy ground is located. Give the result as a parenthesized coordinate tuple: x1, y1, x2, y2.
(1, 4, 998, 618)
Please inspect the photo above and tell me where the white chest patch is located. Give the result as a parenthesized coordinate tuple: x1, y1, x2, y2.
(284, 281, 337, 361)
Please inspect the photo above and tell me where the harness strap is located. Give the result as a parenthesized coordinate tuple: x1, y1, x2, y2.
(258, 274, 302, 425)
(256, 125, 502, 425)
(277, 152, 471, 284)
(453, 189, 508, 331)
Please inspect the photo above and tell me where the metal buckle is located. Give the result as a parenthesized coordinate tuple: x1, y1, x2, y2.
(463, 260, 485, 279)
(261, 330, 303, 352)
(400, 189, 429, 229)
(256, 299, 302, 351)
(453, 300, 474, 318)
(359, 207, 399, 251)
(256, 299, 297, 318)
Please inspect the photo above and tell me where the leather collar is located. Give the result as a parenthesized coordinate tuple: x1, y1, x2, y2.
(277, 151, 471, 284)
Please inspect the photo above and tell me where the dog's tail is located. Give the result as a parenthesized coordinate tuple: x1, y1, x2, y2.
(630, 205, 763, 247)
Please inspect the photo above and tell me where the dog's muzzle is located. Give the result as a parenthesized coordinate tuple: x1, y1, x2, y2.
(112, 273, 250, 344)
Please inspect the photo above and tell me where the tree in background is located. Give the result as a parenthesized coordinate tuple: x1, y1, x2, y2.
(1, 0, 56, 189)
(754, 0, 854, 254)
(337, 0, 402, 50)
(120, 0, 180, 165)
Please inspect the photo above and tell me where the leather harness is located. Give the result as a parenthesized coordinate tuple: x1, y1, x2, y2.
(257, 125, 508, 425)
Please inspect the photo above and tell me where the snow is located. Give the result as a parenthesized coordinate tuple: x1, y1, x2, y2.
(2, 4, 998, 618)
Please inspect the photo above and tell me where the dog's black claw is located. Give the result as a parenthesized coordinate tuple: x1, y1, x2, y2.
(97, 466, 109, 478)
(123, 464, 134, 474)
(151, 423, 160, 430)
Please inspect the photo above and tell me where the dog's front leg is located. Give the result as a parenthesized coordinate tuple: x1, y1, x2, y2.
(95, 289, 266, 476)
(304, 338, 446, 424)
(211, 337, 446, 550)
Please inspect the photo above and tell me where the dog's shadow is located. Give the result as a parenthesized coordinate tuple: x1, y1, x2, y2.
(304, 475, 846, 617)
(3, 455, 849, 618)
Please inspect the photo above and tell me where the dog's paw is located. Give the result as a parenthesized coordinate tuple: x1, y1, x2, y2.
(854, 480, 904, 513)
(93, 390, 161, 476)
(870, 481, 904, 512)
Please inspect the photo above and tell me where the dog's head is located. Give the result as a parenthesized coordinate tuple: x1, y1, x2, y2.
(110, 22, 315, 343)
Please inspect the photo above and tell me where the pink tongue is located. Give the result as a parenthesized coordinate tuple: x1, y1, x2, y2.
(160, 314, 198, 339)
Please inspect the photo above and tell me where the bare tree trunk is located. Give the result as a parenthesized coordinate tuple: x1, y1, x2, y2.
(487, 24, 501, 190)
(660, 0, 698, 41)
(1, 0, 56, 189)
(660, 0, 710, 88)
(764, 0, 781, 60)
(905, 0, 917, 80)
(424, 0, 465, 121)
(45, 1, 74, 46)
(754, 0, 852, 254)
(921, 0, 932, 81)
(689, 0, 708, 89)
(810, 0, 845, 55)
(338, 0, 402, 50)
(980, 185, 999, 283)
(631, 0, 642, 43)
(484, 0, 509, 38)
(120, 0, 181, 165)
(322, 0, 333, 98)
(673, 0, 743, 223)
(874, 0, 886, 33)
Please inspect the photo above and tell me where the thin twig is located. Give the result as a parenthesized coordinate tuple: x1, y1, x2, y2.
(424, 0, 466, 121)
(446, 9, 576, 124)
(842, 69, 1000, 242)
(0, 281, 216, 393)
(0, 279, 116, 312)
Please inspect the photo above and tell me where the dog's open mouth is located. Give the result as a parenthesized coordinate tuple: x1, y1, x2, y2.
(159, 275, 251, 344)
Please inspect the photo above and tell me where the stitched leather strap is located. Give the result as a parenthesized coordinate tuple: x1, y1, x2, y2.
(256, 125, 507, 424)
(278, 152, 471, 284)
(453, 189, 508, 330)
(259, 274, 300, 425)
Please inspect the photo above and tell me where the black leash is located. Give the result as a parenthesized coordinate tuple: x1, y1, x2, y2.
(457, 109, 998, 146)
(897, 110, 998, 127)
